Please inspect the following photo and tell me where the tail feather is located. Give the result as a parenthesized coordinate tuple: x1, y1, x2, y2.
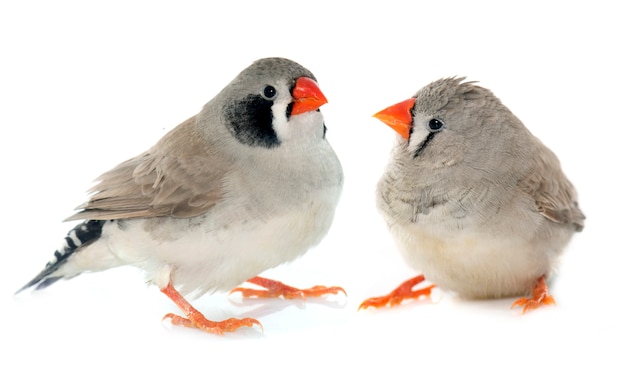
(16, 220, 105, 294)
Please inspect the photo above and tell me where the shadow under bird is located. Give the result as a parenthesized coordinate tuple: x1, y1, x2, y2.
(361, 77, 584, 313)
(17, 57, 345, 335)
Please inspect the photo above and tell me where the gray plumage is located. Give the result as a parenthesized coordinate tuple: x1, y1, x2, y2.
(68, 58, 320, 221)
(19, 57, 343, 300)
(377, 77, 584, 299)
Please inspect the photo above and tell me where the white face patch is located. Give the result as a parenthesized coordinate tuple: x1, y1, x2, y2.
(271, 84, 325, 143)
(270, 97, 290, 139)
(408, 117, 431, 152)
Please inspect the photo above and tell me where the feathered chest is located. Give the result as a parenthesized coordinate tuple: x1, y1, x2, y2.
(216, 142, 343, 225)
(376, 163, 508, 234)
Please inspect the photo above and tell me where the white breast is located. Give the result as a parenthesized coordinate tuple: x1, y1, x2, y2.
(98, 196, 336, 297)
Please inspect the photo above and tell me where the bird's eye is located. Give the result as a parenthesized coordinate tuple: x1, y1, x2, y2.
(262, 85, 277, 100)
(428, 118, 445, 132)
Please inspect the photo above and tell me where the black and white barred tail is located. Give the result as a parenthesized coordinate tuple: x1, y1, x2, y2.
(16, 220, 105, 293)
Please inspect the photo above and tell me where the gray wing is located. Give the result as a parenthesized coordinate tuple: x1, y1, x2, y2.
(520, 140, 585, 232)
(66, 116, 228, 221)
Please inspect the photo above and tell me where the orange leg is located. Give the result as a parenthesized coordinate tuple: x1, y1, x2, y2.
(230, 276, 346, 300)
(511, 276, 556, 314)
(161, 283, 262, 335)
(359, 274, 435, 310)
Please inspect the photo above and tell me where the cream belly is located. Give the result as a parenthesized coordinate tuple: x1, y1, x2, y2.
(390, 223, 556, 299)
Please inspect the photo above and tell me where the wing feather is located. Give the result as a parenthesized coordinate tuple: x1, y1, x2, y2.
(520, 140, 585, 232)
(66, 116, 229, 221)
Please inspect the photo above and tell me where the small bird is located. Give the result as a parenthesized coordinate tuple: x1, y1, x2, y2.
(360, 77, 584, 313)
(17, 57, 345, 334)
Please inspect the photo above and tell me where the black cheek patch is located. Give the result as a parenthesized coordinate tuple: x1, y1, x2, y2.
(224, 94, 280, 148)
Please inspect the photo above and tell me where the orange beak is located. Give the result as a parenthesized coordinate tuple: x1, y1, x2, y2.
(373, 98, 416, 140)
(291, 77, 328, 115)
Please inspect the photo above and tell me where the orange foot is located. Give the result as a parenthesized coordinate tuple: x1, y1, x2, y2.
(160, 283, 262, 335)
(359, 274, 435, 310)
(511, 276, 556, 314)
(230, 276, 346, 300)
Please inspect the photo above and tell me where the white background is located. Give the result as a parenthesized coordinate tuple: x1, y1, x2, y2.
(1, 1, 624, 365)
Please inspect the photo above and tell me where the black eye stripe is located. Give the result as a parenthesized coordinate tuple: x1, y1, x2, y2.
(413, 132, 435, 158)
(412, 118, 444, 158)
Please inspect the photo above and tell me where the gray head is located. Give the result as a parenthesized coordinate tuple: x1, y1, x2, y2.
(201, 57, 327, 150)
(374, 77, 532, 173)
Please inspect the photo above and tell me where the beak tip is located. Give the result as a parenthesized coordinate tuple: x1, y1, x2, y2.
(372, 98, 416, 140)
(291, 77, 328, 115)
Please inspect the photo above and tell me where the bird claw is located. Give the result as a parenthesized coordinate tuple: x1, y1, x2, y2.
(511, 276, 556, 314)
(510, 295, 555, 314)
(230, 276, 346, 300)
(359, 274, 434, 310)
(162, 312, 263, 335)
(160, 282, 262, 335)
(358, 295, 398, 310)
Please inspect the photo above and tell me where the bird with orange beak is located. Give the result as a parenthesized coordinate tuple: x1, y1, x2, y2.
(362, 77, 584, 313)
(17, 58, 345, 335)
